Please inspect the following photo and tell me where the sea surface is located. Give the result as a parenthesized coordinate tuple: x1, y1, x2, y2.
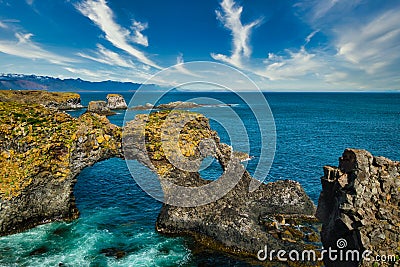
(1, 92, 399, 266)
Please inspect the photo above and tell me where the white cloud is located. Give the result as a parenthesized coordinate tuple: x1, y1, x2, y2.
(77, 44, 135, 68)
(173, 53, 202, 78)
(258, 47, 323, 81)
(75, 0, 161, 69)
(131, 20, 148, 47)
(0, 32, 77, 65)
(211, 0, 262, 68)
(0, 21, 7, 29)
(335, 9, 400, 75)
(26, 0, 34, 6)
(64, 67, 104, 79)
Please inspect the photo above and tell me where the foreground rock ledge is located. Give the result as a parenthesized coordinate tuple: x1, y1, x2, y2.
(316, 149, 400, 267)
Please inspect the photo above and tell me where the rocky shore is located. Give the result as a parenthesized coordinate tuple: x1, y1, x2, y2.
(0, 90, 83, 110)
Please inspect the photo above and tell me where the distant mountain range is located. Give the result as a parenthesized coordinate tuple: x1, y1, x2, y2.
(0, 74, 162, 92)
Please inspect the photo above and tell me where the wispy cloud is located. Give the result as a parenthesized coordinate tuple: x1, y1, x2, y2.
(0, 32, 77, 65)
(77, 44, 135, 68)
(75, 0, 161, 69)
(335, 8, 400, 75)
(0, 21, 7, 29)
(258, 46, 323, 81)
(131, 20, 148, 47)
(173, 53, 202, 78)
(211, 0, 262, 68)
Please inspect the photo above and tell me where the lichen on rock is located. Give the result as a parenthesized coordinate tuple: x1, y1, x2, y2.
(0, 101, 122, 235)
(0, 90, 83, 110)
(87, 100, 116, 116)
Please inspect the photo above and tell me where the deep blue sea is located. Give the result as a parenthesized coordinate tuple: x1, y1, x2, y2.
(1, 92, 399, 266)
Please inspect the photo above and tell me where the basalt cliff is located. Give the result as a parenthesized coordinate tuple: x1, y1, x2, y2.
(316, 149, 400, 267)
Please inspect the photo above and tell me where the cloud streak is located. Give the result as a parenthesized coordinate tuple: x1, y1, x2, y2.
(335, 8, 400, 75)
(211, 0, 262, 68)
(0, 32, 77, 65)
(77, 44, 135, 68)
(75, 0, 161, 69)
(131, 20, 148, 47)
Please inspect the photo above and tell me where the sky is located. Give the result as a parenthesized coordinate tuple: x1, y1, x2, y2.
(0, 0, 399, 91)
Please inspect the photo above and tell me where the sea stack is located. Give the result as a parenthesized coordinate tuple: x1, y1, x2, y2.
(106, 94, 127, 110)
(316, 149, 400, 267)
(87, 101, 116, 116)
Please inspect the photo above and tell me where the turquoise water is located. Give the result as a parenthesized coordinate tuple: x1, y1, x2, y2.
(1, 92, 399, 266)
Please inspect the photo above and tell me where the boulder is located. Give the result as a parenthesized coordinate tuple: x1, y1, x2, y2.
(87, 101, 116, 116)
(316, 149, 400, 267)
(106, 94, 127, 110)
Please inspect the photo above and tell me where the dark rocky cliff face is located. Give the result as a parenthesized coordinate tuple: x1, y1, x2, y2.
(316, 149, 400, 267)
(0, 102, 122, 235)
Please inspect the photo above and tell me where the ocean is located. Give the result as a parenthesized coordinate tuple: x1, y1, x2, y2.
(0, 92, 399, 266)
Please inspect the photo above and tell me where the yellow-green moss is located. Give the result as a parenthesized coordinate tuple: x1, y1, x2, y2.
(0, 102, 121, 200)
(141, 110, 213, 177)
(0, 90, 80, 106)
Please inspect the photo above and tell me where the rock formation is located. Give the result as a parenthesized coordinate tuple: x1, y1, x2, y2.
(0, 102, 121, 235)
(316, 149, 400, 267)
(0, 90, 83, 110)
(123, 110, 322, 265)
(87, 101, 116, 116)
(106, 94, 127, 110)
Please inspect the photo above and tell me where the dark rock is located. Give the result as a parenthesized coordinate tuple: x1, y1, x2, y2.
(87, 101, 116, 116)
(156, 101, 201, 109)
(29, 246, 48, 256)
(106, 94, 127, 110)
(100, 247, 127, 259)
(316, 148, 400, 267)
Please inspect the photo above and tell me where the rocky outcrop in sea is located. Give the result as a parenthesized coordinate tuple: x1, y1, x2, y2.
(106, 94, 128, 110)
(123, 110, 322, 265)
(316, 149, 400, 267)
(87, 101, 116, 116)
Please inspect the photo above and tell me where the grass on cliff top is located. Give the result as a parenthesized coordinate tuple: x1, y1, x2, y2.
(0, 90, 80, 105)
(0, 101, 121, 200)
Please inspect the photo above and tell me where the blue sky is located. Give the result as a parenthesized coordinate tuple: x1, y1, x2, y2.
(0, 0, 399, 91)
